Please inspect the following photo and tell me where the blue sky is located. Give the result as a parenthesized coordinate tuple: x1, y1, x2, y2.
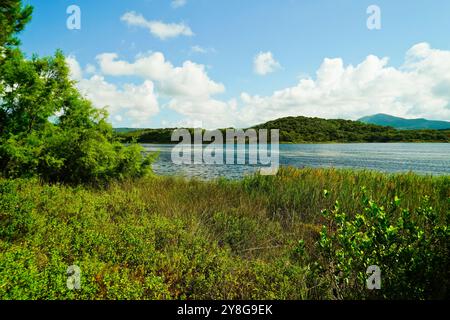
(20, 0, 450, 128)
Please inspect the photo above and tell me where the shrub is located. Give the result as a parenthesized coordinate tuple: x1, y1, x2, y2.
(0, 179, 36, 240)
(318, 190, 449, 299)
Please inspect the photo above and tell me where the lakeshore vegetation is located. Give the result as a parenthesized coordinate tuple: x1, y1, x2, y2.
(1, 168, 449, 299)
(117, 117, 450, 144)
(0, 1, 449, 301)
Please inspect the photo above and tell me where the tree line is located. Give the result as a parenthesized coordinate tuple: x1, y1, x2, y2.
(117, 116, 450, 144)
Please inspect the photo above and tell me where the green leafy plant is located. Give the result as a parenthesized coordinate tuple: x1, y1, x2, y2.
(319, 189, 449, 299)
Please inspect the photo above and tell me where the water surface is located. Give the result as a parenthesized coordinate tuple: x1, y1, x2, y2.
(142, 143, 450, 179)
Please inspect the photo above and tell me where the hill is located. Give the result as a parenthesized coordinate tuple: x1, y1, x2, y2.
(116, 116, 450, 143)
(252, 116, 450, 143)
(359, 114, 450, 130)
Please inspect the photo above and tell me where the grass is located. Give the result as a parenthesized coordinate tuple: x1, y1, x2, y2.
(0, 167, 448, 299)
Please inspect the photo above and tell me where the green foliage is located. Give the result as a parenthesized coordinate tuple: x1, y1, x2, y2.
(117, 116, 450, 144)
(0, 177, 314, 299)
(118, 128, 178, 144)
(319, 191, 449, 299)
(0, 1, 153, 184)
(0, 0, 33, 48)
(211, 211, 262, 252)
(241, 167, 449, 228)
(0, 168, 448, 300)
(254, 116, 450, 143)
(0, 178, 36, 240)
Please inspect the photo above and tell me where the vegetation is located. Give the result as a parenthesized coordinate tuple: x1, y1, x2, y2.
(0, 168, 448, 299)
(0, 1, 448, 301)
(359, 113, 450, 130)
(320, 190, 449, 299)
(119, 128, 179, 144)
(0, 0, 32, 48)
(253, 116, 450, 143)
(117, 116, 450, 144)
(0, 0, 153, 185)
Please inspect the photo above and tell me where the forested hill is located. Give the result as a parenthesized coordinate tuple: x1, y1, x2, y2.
(252, 116, 450, 143)
(359, 114, 450, 130)
(117, 116, 450, 143)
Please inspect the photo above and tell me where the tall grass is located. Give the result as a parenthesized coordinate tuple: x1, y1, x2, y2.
(0, 167, 448, 299)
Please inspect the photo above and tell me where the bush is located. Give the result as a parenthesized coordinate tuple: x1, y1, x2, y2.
(0, 179, 36, 240)
(318, 190, 450, 299)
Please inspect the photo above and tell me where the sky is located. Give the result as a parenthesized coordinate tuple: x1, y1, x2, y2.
(20, 0, 450, 128)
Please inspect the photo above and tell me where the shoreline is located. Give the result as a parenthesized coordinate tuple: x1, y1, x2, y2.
(137, 140, 450, 145)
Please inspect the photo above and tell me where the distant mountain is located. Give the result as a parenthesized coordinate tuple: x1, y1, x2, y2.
(358, 114, 450, 130)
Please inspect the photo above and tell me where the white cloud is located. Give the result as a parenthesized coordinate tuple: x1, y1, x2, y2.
(240, 43, 450, 125)
(253, 51, 281, 76)
(167, 98, 238, 129)
(94, 52, 233, 128)
(67, 57, 159, 126)
(96, 52, 225, 99)
(171, 0, 187, 9)
(121, 11, 193, 40)
(67, 52, 232, 128)
(191, 45, 206, 54)
(67, 43, 450, 129)
(66, 56, 82, 80)
(85, 64, 96, 74)
(190, 45, 216, 55)
(78, 76, 159, 125)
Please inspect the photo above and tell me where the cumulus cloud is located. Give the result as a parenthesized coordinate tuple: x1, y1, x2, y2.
(85, 64, 96, 74)
(78, 77, 159, 125)
(167, 98, 238, 129)
(96, 52, 225, 99)
(67, 43, 450, 129)
(121, 11, 193, 40)
(94, 52, 234, 128)
(253, 51, 281, 75)
(240, 43, 450, 125)
(67, 52, 234, 128)
(66, 56, 83, 80)
(171, 0, 187, 8)
(67, 57, 159, 126)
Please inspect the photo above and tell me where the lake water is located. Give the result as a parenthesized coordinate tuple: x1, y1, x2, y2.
(142, 143, 450, 179)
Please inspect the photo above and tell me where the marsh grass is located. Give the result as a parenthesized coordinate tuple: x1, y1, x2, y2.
(0, 167, 448, 299)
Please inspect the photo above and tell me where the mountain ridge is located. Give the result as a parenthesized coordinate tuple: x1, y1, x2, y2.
(358, 114, 450, 130)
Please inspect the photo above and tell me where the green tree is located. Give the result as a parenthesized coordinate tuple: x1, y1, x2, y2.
(0, 0, 32, 47)
(0, 1, 154, 184)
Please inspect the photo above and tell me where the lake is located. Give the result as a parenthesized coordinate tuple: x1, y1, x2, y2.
(142, 143, 450, 179)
